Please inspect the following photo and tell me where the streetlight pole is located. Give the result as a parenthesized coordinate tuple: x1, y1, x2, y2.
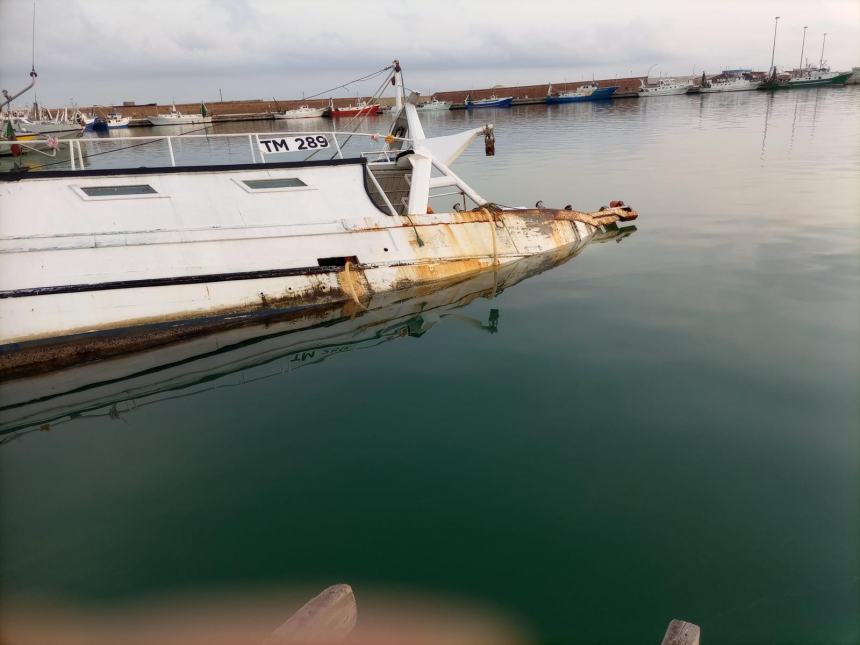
(769, 16, 780, 76)
(799, 26, 807, 70)
(819, 32, 827, 68)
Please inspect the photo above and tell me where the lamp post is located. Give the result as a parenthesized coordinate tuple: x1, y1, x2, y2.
(769, 16, 780, 76)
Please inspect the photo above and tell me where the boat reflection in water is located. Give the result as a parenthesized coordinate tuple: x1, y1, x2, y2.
(0, 225, 634, 440)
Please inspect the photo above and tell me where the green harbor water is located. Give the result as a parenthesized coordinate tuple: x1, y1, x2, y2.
(2, 88, 859, 644)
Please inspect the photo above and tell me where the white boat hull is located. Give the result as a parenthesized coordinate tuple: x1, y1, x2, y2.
(274, 107, 328, 119)
(699, 80, 761, 92)
(147, 115, 213, 126)
(11, 121, 82, 136)
(0, 160, 633, 350)
(416, 102, 452, 112)
(638, 87, 691, 96)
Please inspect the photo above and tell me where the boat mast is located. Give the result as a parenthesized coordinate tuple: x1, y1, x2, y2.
(818, 32, 827, 68)
(393, 59, 403, 111)
(799, 26, 807, 69)
(769, 16, 780, 76)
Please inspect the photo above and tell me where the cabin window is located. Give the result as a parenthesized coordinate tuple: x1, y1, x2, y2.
(79, 184, 158, 197)
(241, 178, 307, 190)
(72, 184, 165, 201)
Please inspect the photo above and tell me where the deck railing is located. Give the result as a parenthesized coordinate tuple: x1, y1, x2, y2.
(0, 130, 413, 172)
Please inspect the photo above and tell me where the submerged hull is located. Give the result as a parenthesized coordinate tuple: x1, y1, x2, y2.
(0, 229, 633, 433)
(0, 159, 635, 370)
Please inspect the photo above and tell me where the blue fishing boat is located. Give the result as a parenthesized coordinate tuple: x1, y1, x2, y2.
(545, 83, 617, 104)
(465, 94, 513, 109)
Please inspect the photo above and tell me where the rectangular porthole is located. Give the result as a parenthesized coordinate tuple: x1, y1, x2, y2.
(71, 184, 166, 201)
(234, 177, 314, 193)
(81, 185, 157, 197)
(243, 178, 306, 190)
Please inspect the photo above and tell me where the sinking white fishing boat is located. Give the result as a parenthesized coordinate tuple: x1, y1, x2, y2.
(0, 60, 638, 371)
(147, 103, 213, 125)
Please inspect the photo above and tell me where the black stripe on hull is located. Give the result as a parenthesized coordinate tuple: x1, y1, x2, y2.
(1, 264, 344, 299)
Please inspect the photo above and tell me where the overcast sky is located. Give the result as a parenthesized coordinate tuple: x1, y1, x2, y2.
(1, 0, 858, 106)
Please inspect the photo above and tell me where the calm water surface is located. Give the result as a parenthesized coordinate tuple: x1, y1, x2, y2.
(2, 89, 859, 644)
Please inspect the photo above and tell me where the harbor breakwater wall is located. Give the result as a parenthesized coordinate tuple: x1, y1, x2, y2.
(76, 76, 649, 124)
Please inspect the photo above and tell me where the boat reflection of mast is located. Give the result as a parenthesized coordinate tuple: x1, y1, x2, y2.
(760, 92, 774, 163)
(789, 92, 800, 152)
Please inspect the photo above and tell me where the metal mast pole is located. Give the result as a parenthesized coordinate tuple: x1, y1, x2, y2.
(819, 33, 827, 68)
(769, 16, 780, 75)
(799, 26, 807, 70)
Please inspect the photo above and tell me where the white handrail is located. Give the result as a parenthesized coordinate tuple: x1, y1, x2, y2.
(0, 130, 412, 171)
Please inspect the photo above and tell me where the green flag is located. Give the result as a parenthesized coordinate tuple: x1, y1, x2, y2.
(4, 119, 16, 140)
(200, 103, 208, 117)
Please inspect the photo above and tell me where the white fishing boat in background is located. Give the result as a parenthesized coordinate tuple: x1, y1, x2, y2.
(147, 103, 213, 126)
(416, 98, 452, 111)
(7, 115, 81, 137)
(699, 69, 762, 92)
(0, 60, 638, 372)
(7, 102, 83, 137)
(274, 104, 329, 119)
(638, 78, 694, 96)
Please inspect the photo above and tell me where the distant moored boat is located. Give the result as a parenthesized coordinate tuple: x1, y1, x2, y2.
(637, 78, 694, 96)
(148, 103, 213, 126)
(698, 69, 762, 92)
(274, 105, 330, 119)
(329, 99, 380, 117)
(546, 83, 618, 103)
(416, 98, 452, 111)
(465, 94, 513, 109)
